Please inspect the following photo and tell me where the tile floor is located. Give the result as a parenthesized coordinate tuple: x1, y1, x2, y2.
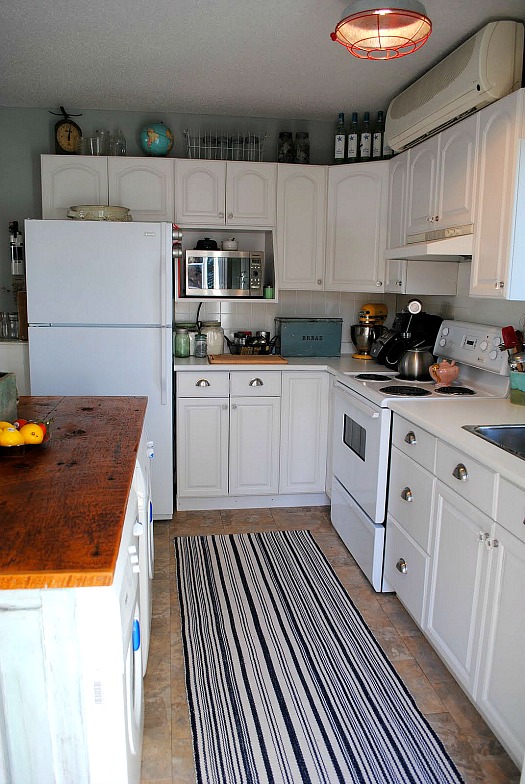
(140, 507, 521, 784)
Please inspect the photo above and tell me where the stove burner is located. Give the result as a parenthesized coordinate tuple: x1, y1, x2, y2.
(355, 373, 396, 381)
(434, 385, 476, 396)
(379, 385, 432, 397)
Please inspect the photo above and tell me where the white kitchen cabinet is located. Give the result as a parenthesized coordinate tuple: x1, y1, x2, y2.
(176, 396, 230, 497)
(386, 152, 408, 249)
(470, 88, 525, 298)
(385, 259, 458, 294)
(279, 372, 329, 494)
(405, 115, 477, 240)
(325, 161, 389, 292)
(229, 395, 281, 495)
(276, 165, 327, 290)
(174, 159, 277, 227)
(0, 340, 30, 395)
(41, 155, 174, 221)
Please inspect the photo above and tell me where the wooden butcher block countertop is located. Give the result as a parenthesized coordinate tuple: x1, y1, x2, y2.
(0, 396, 147, 590)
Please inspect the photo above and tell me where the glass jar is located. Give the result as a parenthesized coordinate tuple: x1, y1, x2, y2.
(277, 131, 295, 163)
(295, 132, 310, 164)
(174, 327, 190, 358)
(194, 333, 208, 358)
(201, 321, 224, 355)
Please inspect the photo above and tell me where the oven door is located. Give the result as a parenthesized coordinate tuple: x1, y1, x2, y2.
(332, 381, 391, 523)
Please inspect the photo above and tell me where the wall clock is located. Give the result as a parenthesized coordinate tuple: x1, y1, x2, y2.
(49, 106, 83, 154)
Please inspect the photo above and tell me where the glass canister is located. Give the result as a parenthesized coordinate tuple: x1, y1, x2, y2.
(277, 131, 295, 163)
(194, 333, 207, 358)
(174, 327, 190, 358)
(295, 132, 310, 164)
(201, 321, 224, 355)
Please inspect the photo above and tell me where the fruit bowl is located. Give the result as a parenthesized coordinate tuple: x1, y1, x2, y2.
(0, 432, 50, 457)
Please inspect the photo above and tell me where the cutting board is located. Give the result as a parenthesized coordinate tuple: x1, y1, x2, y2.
(208, 354, 288, 364)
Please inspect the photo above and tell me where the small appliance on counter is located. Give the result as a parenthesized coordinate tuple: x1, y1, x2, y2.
(274, 317, 343, 357)
(350, 303, 387, 359)
(370, 301, 442, 370)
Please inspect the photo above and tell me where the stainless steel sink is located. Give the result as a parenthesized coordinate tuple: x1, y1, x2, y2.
(462, 424, 525, 461)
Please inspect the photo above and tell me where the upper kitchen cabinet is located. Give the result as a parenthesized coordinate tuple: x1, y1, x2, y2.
(386, 152, 408, 249)
(174, 159, 277, 227)
(41, 155, 174, 221)
(470, 88, 525, 298)
(405, 114, 477, 241)
(325, 161, 389, 292)
(276, 164, 327, 290)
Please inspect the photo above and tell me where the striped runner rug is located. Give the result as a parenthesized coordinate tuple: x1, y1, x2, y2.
(174, 530, 464, 784)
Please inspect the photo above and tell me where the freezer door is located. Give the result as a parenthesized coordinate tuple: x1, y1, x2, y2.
(29, 325, 173, 519)
(25, 220, 172, 326)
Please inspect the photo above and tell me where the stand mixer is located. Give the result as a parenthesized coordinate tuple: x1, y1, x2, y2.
(350, 303, 388, 359)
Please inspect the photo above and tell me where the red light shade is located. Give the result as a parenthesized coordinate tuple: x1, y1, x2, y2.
(331, 0, 432, 60)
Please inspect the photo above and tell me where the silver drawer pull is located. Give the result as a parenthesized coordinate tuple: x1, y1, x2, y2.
(477, 531, 489, 542)
(486, 538, 499, 549)
(396, 558, 408, 574)
(196, 378, 211, 387)
(404, 431, 417, 445)
(249, 378, 263, 387)
(453, 463, 469, 481)
(400, 487, 413, 502)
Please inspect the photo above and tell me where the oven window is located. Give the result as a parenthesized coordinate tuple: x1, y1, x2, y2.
(343, 414, 366, 461)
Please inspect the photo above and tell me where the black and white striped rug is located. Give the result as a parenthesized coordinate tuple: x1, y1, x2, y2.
(174, 530, 464, 784)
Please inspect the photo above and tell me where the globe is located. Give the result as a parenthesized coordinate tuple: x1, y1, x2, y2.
(139, 122, 174, 156)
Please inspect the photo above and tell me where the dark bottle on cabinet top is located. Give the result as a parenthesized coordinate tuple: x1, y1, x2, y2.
(334, 112, 345, 163)
(359, 112, 371, 161)
(347, 112, 358, 163)
(372, 111, 384, 160)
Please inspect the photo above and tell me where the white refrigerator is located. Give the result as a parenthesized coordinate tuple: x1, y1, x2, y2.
(24, 219, 174, 519)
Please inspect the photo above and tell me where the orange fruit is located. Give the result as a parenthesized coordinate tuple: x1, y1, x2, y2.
(0, 421, 14, 430)
(0, 427, 25, 447)
(19, 423, 44, 445)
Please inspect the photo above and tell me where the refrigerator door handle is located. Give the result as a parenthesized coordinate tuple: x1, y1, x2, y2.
(161, 328, 168, 405)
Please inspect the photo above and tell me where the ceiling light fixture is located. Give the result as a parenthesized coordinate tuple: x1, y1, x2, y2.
(330, 0, 432, 60)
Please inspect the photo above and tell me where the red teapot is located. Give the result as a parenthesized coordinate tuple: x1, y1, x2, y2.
(429, 359, 459, 386)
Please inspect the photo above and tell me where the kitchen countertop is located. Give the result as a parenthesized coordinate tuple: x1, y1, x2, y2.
(174, 355, 384, 375)
(389, 397, 525, 490)
(0, 396, 147, 590)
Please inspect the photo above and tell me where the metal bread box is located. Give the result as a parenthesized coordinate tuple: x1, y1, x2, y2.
(274, 317, 343, 357)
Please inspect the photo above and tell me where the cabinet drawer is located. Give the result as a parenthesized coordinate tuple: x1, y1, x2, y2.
(436, 441, 496, 517)
(384, 514, 429, 627)
(388, 447, 434, 552)
(392, 415, 436, 472)
(230, 371, 281, 396)
(177, 371, 229, 397)
(496, 478, 525, 544)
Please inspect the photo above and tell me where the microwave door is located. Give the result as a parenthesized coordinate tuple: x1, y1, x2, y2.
(187, 260, 203, 293)
(217, 255, 228, 291)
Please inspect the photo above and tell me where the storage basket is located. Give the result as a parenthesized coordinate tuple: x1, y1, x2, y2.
(185, 130, 267, 161)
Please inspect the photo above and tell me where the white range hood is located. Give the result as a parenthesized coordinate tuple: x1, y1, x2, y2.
(385, 229, 473, 261)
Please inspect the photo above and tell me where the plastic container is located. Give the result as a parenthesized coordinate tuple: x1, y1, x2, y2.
(201, 321, 224, 355)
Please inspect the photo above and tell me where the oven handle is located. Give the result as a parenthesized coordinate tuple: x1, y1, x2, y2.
(335, 382, 381, 419)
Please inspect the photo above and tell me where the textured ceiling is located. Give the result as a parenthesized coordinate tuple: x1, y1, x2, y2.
(1, 0, 524, 120)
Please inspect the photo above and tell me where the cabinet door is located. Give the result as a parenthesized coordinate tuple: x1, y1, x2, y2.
(174, 159, 226, 225)
(386, 152, 407, 249)
(405, 138, 438, 238)
(176, 397, 229, 497)
(41, 155, 108, 219)
(108, 157, 174, 221)
(476, 524, 525, 766)
(384, 514, 429, 627)
(279, 372, 329, 494)
(229, 396, 280, 495)
(437, 114, 477, 229)
(325, 162, 388, 292)
(385, 259, 458, 295)
(226, 162, 277, 226)
(425, 481, 489, 691)
(276, 165, 327, 290)
(470, 89, 522, 297)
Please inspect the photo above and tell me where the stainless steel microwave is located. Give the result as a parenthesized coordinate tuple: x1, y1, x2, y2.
(184, 250, 264, 297)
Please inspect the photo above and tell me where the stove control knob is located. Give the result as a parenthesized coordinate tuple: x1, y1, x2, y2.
(489, 349, 498, 360)
(493, 336, 501, 347)
(480, 340, 488, 351)
(442, 327, 450, 336)
(438, 338, 447, 347)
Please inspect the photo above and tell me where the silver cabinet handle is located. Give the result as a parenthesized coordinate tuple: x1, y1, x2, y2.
(404, 431, 417, 445)
(317, 279, 323, 285)
(231, 403, 237, 410)
(249, 377, 263, 387)
(486, 538, 499, 549)
(196, 378, 211, 387)
(375, 281, 382, 287)
(228, 212, 234, 219)
(218, 212, 225, 219)
(400, 487, 413, 502)
(453, 463, 469, 481)
(477, 531, 489, 542)
(396, 558, 408, 574)
(222, 403, 228, 410)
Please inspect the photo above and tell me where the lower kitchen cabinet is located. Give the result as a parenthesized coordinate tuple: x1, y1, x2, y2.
(176, 396, 229, 496)
(229, 395, 281, 495)
(279, 372, 329, 494)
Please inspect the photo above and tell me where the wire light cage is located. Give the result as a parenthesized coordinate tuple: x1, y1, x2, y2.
(184, 130, 267, 161)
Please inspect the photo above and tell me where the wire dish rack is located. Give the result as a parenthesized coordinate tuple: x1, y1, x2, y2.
(185, 130, 267, 161)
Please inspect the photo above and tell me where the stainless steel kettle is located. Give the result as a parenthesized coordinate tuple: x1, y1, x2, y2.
(397, 346, 434, 381)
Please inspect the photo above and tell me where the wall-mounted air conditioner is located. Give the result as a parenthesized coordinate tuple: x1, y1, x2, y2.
(385, 20, 524, 153)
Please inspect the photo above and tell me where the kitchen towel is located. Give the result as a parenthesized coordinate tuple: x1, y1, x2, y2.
(174, 530, 464, 784)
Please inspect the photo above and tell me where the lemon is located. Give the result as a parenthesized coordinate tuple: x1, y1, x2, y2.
(0, 427, 25, 447)
(19, 423, 44, 445)
(0, 421, 14, 430)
